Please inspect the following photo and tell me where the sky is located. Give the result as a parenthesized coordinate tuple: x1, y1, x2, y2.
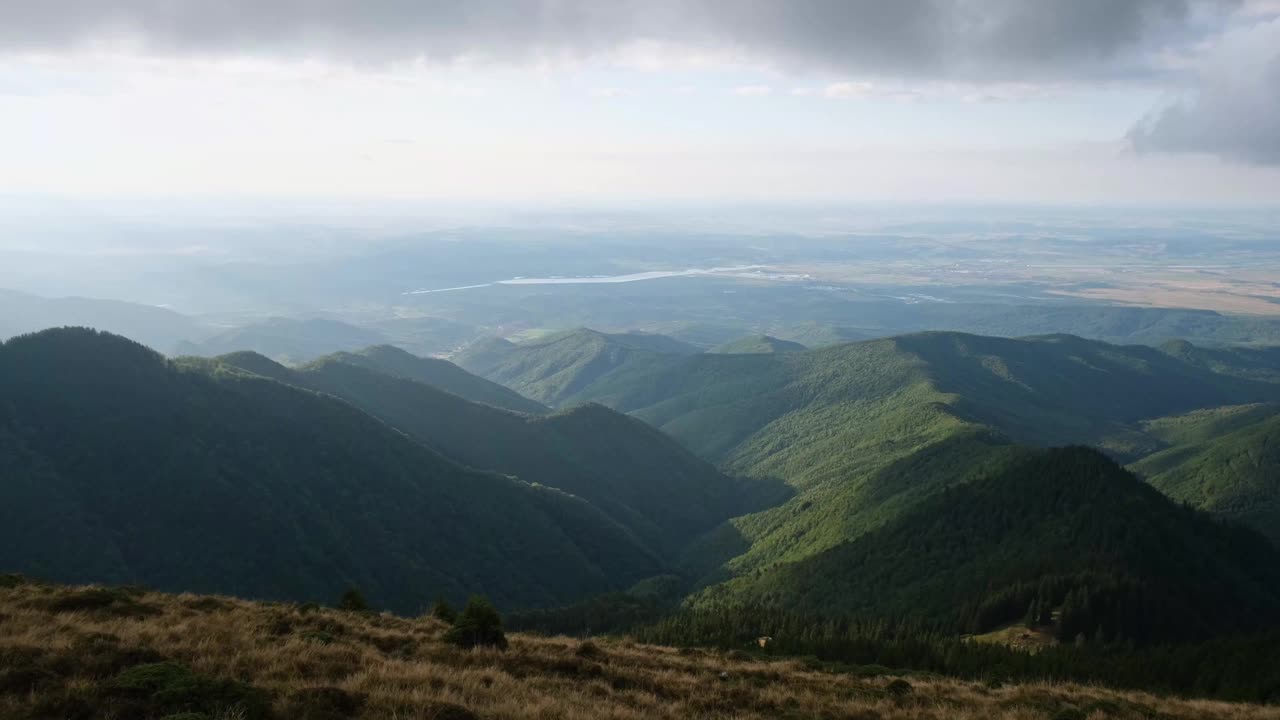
(1, 0, 1279, 205)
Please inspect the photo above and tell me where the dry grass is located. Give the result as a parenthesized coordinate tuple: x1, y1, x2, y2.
(3, 581, 1278, 720)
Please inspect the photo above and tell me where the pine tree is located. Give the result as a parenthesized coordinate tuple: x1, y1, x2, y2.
(430, 595, 457, 624)
(444, 595, 508, 650)
(338, 587, 369, 612)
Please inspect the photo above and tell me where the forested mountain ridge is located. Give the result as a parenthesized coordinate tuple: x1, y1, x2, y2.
(9, 324, 1280, 660)
(178, 316, 387, 364)
(463, 329, 1280, 582)
(0, 288, 210, 352)
(0, 327, 665, 612)
(314, 344, 549, 414)
(1132, 404, 1280, 543)
(895, 332, 1280, 454)
(454, 328, 698, 405)
(216, 349, 781, 557)
(709, 335, 807, 354)
(692, 446, 1280, 645)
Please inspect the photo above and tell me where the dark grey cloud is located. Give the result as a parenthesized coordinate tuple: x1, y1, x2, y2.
(1129, 17, 1280, 165)
(0, 0, 1236, 82)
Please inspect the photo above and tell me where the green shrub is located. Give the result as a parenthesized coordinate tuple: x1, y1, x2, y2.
(301, 630, 335, 646)
(886, 678, 913, 697)
(430, 596, 457, 624)
(70, 633, 165, 678)
(42, 587, 158, 617)
(574, 640, 603, 659)
(444, 596, 508, 650)
(337, 588, 368, 612)
(105, 662, 272, 720)
(0, 573, 27, 588)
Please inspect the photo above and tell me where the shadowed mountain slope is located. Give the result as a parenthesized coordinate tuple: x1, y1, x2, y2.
(0, 328, 662, 613)
(218, 349, 783, 557)
(324, 344, 548, 414)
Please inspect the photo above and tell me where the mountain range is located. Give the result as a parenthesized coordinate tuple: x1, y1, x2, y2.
(5, 323, 1280, 649)
(460, 328, 1280, 613)
(0, 328, 727, 612)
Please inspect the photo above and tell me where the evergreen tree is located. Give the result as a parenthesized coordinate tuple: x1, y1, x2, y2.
(338, 587, 369, 612)
(1036, 597, 1053, 627)
(444, 595, 508, 650)
(430, 596, 457, 624)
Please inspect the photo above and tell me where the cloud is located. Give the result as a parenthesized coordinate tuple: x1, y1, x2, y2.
(1129, 15, 1280, 164)
(0, 1, 1239, 82)
(732, 84, 772, 96)
(824, 81, 874, 98)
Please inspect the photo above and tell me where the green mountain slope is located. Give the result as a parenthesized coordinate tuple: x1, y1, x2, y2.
(182, 317, 387, 363)
(322, 344, 548, 414)
(771, 322, 871, 348)
(694, 447, 1280, 645)
(1132, 404, 1280, 542)
(709, 335, 807, 354)
(454, 328, 698, 405)
(218, 350, 779, 557)
(896, 333, 1278, 455)
(0, 328, 662, 613)
(469, 330, 1280, 581)
(528, 336, 1007, 574)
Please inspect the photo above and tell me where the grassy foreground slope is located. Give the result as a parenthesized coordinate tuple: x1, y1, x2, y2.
(0, 328, 661, 613)
(216, 350, 781, 558)
(4, 579, 1279, 720)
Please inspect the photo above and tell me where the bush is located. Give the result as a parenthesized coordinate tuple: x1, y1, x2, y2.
(105, 662, 273, 720)
(444, 596, 508, 650)
(886, 678, 913, 697)
(338, 588, 368, 612)
(430, 596, 457, 624)
(574, 640, 603, 659)
(0, 573, 27, 588)
(301, 630, 335, 646)
(41, 587, 159, 617)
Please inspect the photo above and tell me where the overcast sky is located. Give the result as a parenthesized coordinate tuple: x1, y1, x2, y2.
(1, 0, 1279, 205)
